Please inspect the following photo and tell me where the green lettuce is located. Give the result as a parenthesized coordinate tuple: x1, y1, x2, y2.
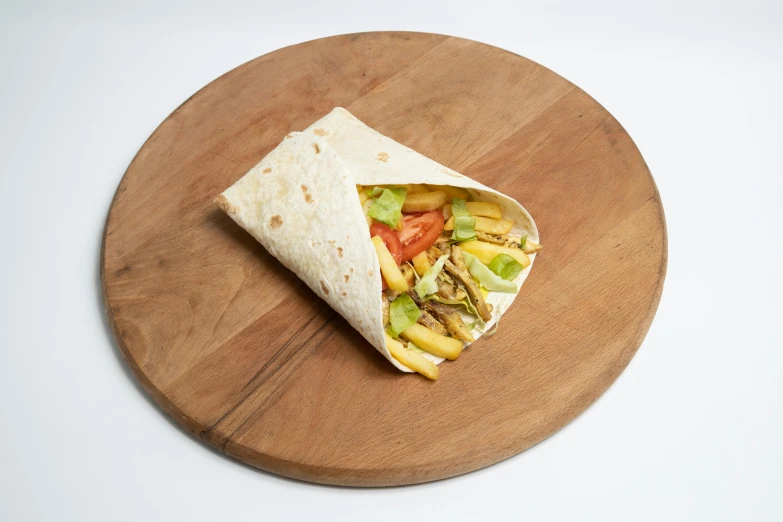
(368, 187, 407, 228)
(450, 198, 476, 242)
(387, 293, 421, 338)
(414, 255, 449, 298)
(462, 252, 517, 293)
(488, 254, 523, 280)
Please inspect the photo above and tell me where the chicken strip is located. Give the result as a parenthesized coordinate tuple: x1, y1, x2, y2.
(437, 279, 457, 299)
(417, 309, 449, 336)
(475, 231, 508, 245)
(408, 291, 475, 342)
(446, 246, 493, 322)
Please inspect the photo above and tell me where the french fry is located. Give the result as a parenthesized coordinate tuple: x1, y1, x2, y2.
(400, 323, 463, 360)
(357, 185, 369, 205)
(475, 216, 513, 235)
(401, 191, 448, 213)
(443, 216, 513, 235)
(523, 240, 543, 254)
(407, 184, 430, 194)
(443, 202, 502, 220)
(386, 334, 439, 380)
(442, 204, 453, 220)
(412, 251, 432, 276)
(460, 240, 530, 268)
(372, 236, 408, 291)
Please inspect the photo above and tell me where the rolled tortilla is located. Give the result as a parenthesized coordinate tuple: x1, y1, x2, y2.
(215, 108, 538, 373)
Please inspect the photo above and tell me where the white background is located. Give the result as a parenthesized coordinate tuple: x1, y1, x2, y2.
(1, 1, 781, 520)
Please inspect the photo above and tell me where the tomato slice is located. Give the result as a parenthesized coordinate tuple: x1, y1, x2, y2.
(370, 221, 403, 266)
(398, 210, 445, 262)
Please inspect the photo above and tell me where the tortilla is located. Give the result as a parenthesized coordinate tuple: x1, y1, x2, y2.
(216, 108, 539, 373)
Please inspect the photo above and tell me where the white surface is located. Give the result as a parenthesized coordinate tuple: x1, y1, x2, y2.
(1, 0, 781, 520)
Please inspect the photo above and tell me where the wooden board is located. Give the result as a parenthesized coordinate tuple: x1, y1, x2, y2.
(101, 32, 666, 486)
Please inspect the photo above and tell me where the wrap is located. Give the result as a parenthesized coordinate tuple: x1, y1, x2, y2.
(215, 108, 538, 373)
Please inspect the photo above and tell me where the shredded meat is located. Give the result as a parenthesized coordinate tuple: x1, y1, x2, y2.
(437, 279, 456, 299)
(408, 291, 475, 342)
(446, 246, 493, 322)
(417, 309, 448, 336)
(476, 231, 508, 245)
(383, 289, 400, 301)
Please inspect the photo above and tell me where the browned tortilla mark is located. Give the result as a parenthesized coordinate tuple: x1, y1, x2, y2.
(367, 269, 373, 277)
(262, 167, 272, 174)
(301, 185, 313, 204)
(337, 247, 343, 258)
(313, 143, 320, 154)
(344, 274, 350, 282)
(341, 292, 347, 297)
(313, 128, 328, 136)
(377, 152, 389, 162)
(319, 280, 329, 295)
(270, 215, 283, 228)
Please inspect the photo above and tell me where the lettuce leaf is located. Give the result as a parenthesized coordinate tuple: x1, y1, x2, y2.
(414, 254, 450, 298)
(368, 187, 406, 228)
(462, 252, 517, 293)
(487, 254, 523, 280)
(387, 293, 421, 338)
(450, 198, 476, 242)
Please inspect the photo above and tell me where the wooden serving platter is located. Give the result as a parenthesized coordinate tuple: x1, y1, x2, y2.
(102, 32, 666, 486)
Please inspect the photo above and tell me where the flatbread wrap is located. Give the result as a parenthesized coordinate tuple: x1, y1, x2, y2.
(215, 108, 541, 379)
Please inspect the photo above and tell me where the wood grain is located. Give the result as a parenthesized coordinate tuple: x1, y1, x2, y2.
(101, 32, 666, 486)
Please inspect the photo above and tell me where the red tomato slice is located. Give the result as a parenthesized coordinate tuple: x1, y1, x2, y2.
(398, 210, 445, 262)
(370, 221, 403, 266)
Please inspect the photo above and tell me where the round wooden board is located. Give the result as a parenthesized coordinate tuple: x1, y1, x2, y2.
(102, 32, 666, 486)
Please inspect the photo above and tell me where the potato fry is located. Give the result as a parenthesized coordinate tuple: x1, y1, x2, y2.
(475, 216, 513, 235)
(442, 204, 453, 220)
(460, 240, 530, 268)
(372, 236, 408, 291)
(386, 334, 439, 380)
(523, 240, 543, 254)
(400, 323, 463, 360)
(407, 184, 430, 194)
(357, 185, 369, 205)
(412, 251, 431, 276)
(425, 184, 470, 201)
(443, 202, 502, 220)
(444, 216, 512, 235)
(401, 191, 448, 213)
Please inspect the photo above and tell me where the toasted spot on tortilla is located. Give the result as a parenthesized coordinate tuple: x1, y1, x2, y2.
(337, 247, 343, 257)
(270, 215, 283, 228)
(313, 128, 328, 136)
(301, 185, 313, 203)
(319, 280, 330, 295)
(285, 133, 294, 139)
(376, 152, 389, 162)
(262, 167, 272, 174)
(341, 291, 347, 297)
(313, 143, 320, 154)
(344, 274, 350, 282)
(213, 193, 238, 214)
(367, 269, 373, 277)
